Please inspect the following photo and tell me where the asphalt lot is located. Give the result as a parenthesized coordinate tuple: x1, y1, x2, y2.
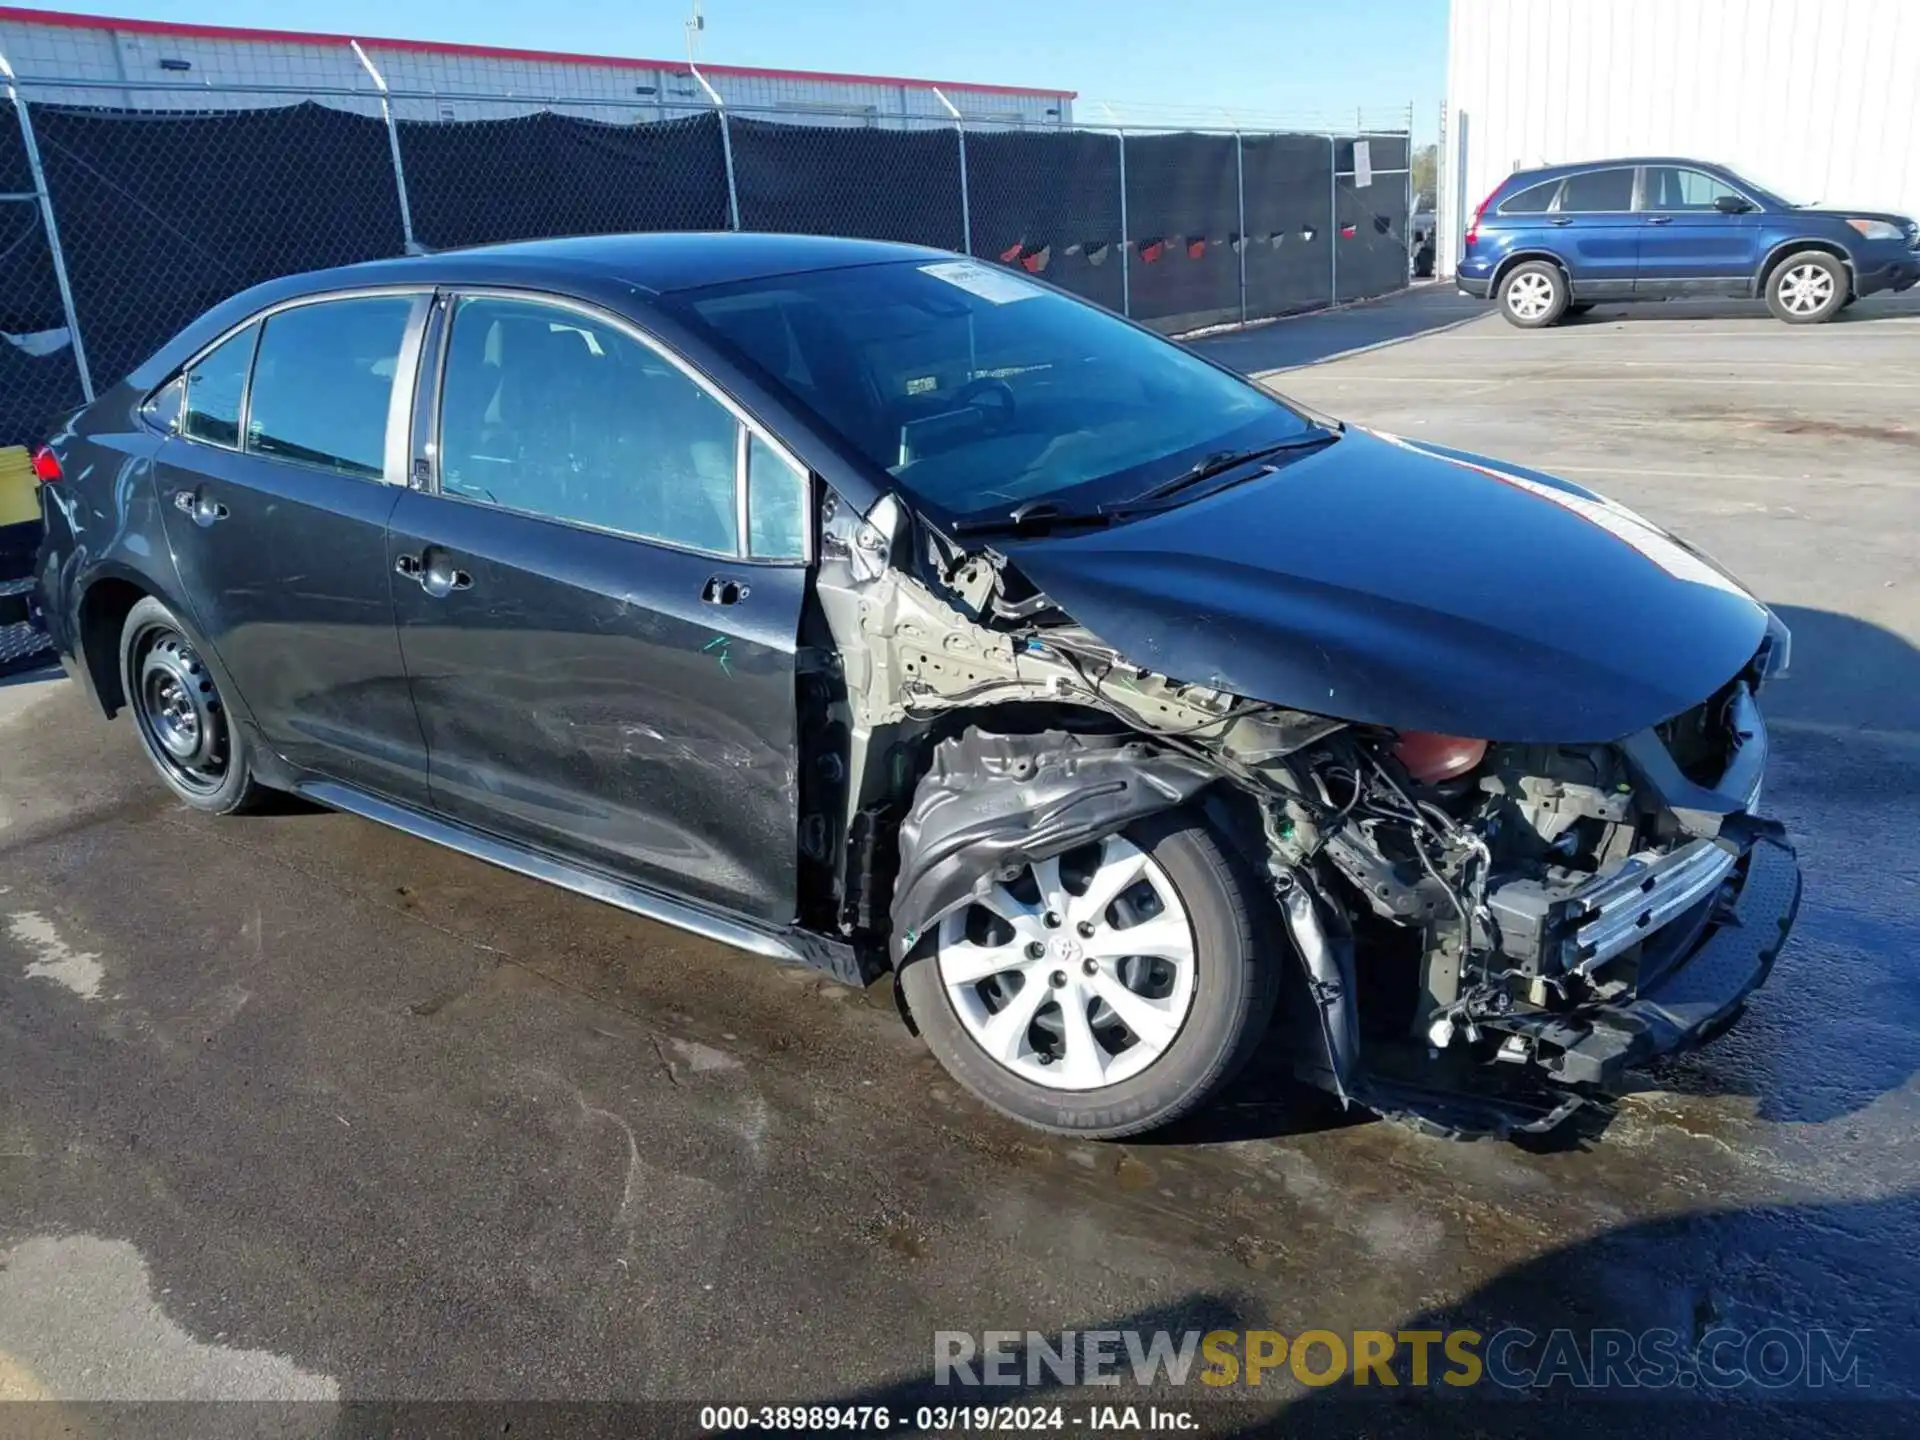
(3, 284, 1918, 1429)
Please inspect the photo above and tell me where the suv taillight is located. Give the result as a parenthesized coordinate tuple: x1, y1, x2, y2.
(30, 445, 62, 482)
(1464, 187, 1499, 248)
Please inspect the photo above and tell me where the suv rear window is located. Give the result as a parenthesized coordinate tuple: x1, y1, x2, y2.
(1558, 168, 1635, 213)
(1498, 179, 1560, 214)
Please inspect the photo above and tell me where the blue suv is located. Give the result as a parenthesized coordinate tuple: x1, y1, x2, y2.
(1457, 157, 1920, 327)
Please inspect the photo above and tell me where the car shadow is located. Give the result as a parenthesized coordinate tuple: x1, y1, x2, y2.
(1274, 1192, 1920, 1430)
(779, 1194, 1918, 1434)
(1143, 1043, 1373, 1146)
(1757, 603, 1920, 736)
(1559, 291, 1920, 325)
(1191, 284, 1489, 375)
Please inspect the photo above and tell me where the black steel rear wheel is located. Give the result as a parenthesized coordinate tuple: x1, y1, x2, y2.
(120, 596, 264, 813)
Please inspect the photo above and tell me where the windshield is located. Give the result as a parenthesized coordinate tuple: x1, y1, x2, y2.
(666, 259, 1314, 520)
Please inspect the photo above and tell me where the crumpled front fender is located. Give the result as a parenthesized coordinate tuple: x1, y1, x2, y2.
(890, 728, 1216, 962)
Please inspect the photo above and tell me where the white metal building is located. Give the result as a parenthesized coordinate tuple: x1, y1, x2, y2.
(1439, 0, 1920, 276)
(0, 6, 1074, 125)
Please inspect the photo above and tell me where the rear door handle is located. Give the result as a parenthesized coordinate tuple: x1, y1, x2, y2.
(1646, 215, 1673, 225)
(171, 488, 229, 526)
(395, 549, 472, 599)
(701, 575, 750, 606)
(1549, 216, 1573, 226)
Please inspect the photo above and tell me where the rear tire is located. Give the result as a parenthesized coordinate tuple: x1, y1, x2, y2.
(120, 596, 267, 814)
(1499, 261, 1569, 328)
(1766, 251, 1847, 324)
(900, 810, 1278, 1138)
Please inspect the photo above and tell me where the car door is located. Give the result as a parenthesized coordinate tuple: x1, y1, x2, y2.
(1546, 166, 1641, 296)
(1635, 165, 1762, 294)
(389, 290, 813, 923)
(151, 290, 433, 803)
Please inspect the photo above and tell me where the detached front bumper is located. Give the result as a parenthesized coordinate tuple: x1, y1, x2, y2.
(1519, 835, 1801, 1087)
(1484, 670, 1800, 1090)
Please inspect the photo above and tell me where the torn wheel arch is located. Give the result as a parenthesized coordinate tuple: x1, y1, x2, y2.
(888, 727, 1218, 962)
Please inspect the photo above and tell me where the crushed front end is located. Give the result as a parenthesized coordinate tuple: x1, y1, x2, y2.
(1260, 648, 1801, 1136)
(809, 491, 1801, 1140)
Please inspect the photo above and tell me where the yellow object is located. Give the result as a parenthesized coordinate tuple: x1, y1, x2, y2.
(0, 445, 40, 528)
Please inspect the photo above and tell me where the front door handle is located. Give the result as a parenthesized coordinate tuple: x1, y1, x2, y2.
(1549, 216, 1573, 226)
(395, 549, 473, 599)
(171, 488, 229, 526)
(1646, 215, 1673, 225)
(701, 575, 750, 606)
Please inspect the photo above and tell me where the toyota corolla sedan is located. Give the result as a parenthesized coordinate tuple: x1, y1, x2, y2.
(28, 233, 1801, 1140)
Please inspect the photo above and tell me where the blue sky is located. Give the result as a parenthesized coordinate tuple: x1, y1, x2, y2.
(53, 0, 1447, 137)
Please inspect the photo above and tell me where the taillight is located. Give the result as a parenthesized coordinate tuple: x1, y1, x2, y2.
(30, 445, 62, 483)
(1464, 187, 1498, 248)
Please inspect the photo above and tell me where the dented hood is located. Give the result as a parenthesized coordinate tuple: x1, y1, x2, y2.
(997, 429, 1770, 743)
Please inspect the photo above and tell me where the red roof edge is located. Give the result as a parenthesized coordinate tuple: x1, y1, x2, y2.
(0, 6, 1078, 100)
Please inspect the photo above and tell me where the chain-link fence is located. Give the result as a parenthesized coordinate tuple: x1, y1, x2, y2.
(0, 54, 1412, 450)
(1, 65, 87, 451)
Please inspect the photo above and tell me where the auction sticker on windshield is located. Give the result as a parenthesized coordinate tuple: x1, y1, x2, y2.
(920, 260, 1043, 304)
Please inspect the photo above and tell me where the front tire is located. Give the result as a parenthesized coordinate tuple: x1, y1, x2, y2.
(120, 596, 266, 814)
(900, 810, 1277, 1138)
(1766, 251, 1847, 324)
(1499, 261, 1569, 328)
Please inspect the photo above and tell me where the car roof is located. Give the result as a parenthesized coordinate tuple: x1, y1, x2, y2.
(318, 231, 953, 296)
(121, 231, 962, 393)
(1498, 157, 1730, 189)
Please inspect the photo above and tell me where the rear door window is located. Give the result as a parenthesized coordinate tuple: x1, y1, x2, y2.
(180, 324, 258, 448)
(1498, 179, 1561, 214)
(436, 295, 746, 556)
(1557, 168, 1636, 213)
(246, 296, 414, 479)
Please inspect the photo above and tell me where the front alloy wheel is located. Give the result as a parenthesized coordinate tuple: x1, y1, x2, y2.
(1767, 250, 1847, 324)
(1777, 264, 1834, 316)
(936, 835, 1197, 1091)
(901, 810, 1277, 1138)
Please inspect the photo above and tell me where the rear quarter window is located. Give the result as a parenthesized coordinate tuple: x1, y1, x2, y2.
(1497, 179, 1561, 215)
(180, 324, 258, 448)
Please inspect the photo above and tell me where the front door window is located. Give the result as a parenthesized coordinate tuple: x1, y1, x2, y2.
(437, 296, 747, 556)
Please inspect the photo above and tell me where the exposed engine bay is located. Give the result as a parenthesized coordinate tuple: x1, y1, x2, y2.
(800, 492, 1799, 1139)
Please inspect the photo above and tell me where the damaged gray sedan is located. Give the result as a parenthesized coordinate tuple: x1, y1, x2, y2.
(32, 234, 1800, 1141)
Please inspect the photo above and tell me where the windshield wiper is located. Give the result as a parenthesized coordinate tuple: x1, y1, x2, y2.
(948, 427, 1340, 538)
(948, 499, 1114, 538)
(1103, 428, 1339, 517)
